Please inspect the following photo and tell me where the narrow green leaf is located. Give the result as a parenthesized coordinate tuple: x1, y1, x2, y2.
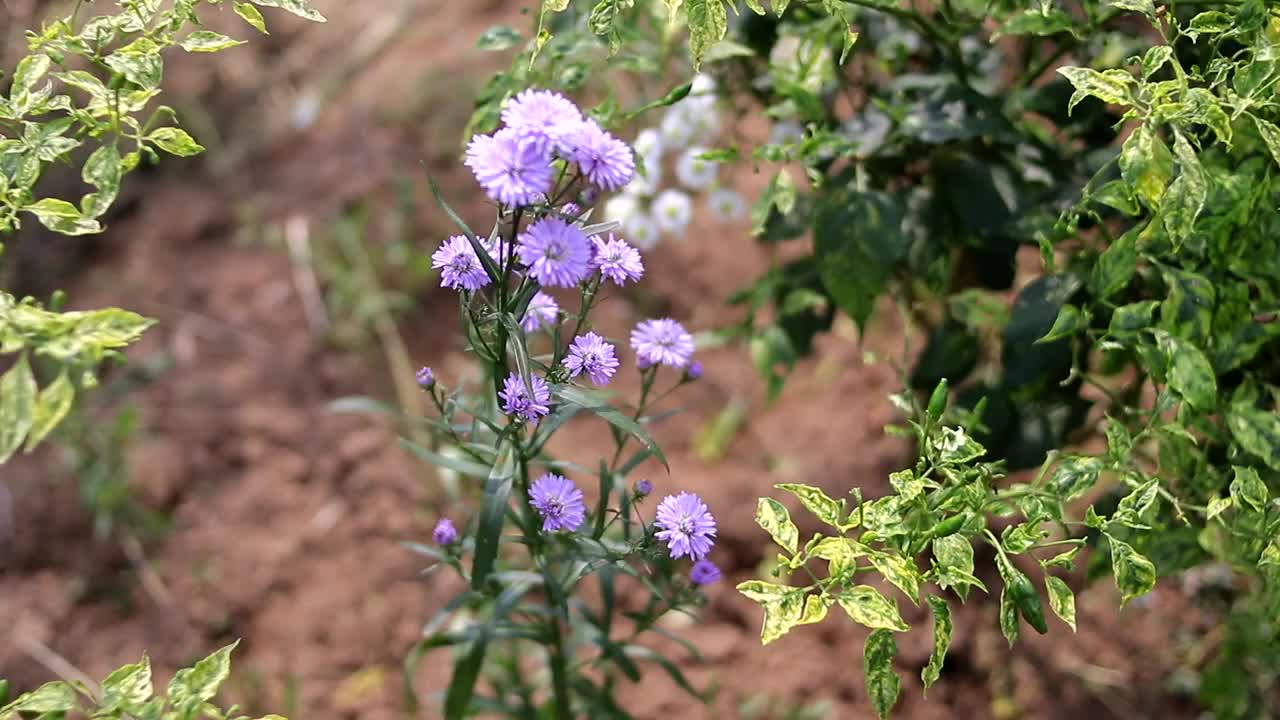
(25, 370, 74, 451)
(443, 636, 488, 718)
(863, 630, 900, 720)
(755, 497, 799, 554)
(0, 353, 37, 463)
(1044, 575, 1076, 631)
(400, 439, 493, 478)
(471, 441, 515, 590)
(921, 595, 951, 690)
(553, 385, 668, 469)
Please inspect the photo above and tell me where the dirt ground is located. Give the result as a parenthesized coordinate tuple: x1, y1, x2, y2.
(0, 2, 1211, 718)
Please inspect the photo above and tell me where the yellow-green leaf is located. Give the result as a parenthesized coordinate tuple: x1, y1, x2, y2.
(921, 595, 951, 690)
(774, 482, 843, 526)
(867, 549, 921, 604)
(1229, 466, 1268, 513)
(756, 497, 798, 554)
(0, 353, 37, 463)
(863, 630, 900, 719)
(1044, 575, 1076, 631)
(837, 585, 909, 632)
(25, 370, 73, 451)
(180, 30, 247, 53)
(234, 2, 270, 33)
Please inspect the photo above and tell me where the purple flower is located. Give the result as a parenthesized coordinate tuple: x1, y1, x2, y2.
(690, 559, 721, 586)
(499, 372, 552, 422)
(563, 332, 620, 386)
(634, 478, 653, 497)
(630, 318, 695, 369)
(464, 127, 553, 207)
(521, 291, 560, 332)
(684, 361, 704, 381)
(416, 366, 435, 388)
(516, 216, 592, 287)
(433, 518, 458, 545)
(561, 202, 581, 217)
(501, 88, 583, 154)
(529, 473, 586, 532)
(591, 234, 644, 285)
(432, 235, 491, 291)
(564, 119, 635, 191)
(655, 492, 717, 561)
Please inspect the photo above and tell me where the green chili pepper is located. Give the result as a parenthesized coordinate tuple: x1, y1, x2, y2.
(1010, 572, 1048, 634)
(930, 513, 966, 539)
(927, 378, 948, 421)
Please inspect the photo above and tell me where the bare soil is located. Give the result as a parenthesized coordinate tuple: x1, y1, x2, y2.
(1, 2, 1207, 718)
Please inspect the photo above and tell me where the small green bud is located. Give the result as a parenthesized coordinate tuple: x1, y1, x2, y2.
(927, 378, 948, 421)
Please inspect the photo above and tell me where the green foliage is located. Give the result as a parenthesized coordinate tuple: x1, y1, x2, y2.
(0, 643, 283, 720)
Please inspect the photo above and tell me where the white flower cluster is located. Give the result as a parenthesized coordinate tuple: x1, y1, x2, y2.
(605, 74, 747, 249)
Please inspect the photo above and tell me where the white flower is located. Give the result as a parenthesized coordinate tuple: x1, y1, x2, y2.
(691, 73, 717, 97)
(630, 154, 662, 196)
(660, 106, 696, 147)
(769, 120, 805, 146)
(633, 128, 663, 160)
(625, 211, 661, 250)
(604, 194, 641, 225)
(675, 147, 718, 191)
(684, 100, 721, 144)
(707, 189, 746, 223)
(653, 189, 693, 236)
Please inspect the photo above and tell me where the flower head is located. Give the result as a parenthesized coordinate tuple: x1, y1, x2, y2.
(416, 366, 435, 388)
(652, 189, 693, 236)
(684, 360, 704, 381)
(633, 127, 663, 160)
(465, 127, 554, 207)
(432, 235, 491, 291)
(625, 211, 661, 250)
(529, 473, 586, 532)
(634, 478, 653, 497)
(564, 119, 635, 191)
(631, 318, 695, 368)
(561, 202, 581, 217)
(707, 188, 746, 223)
(516, 216, 592, 287)
(563, 332, 620, 386)
(655, 492, 717, 560)
(501, 88, 583, 154)
(675, 147, 718, 190)
(521, 291, 560, 332)
(591, 233, 644, 285)
(433, 518, 458, 545)
(499, 372, 552, 422)
(690, 559, 721, 586)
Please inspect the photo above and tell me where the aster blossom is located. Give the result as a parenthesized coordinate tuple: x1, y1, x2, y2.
(652, 189, 693, 236)
(415, 366, 435, 388)
(529, 473, 586, 532)
(500, 88, 583, 154)
(431, 235, 491, 291)
(565, 119, 635, 191)
(521, 291, 560, 332)
(464, 127, 553, 207)
(591, 233, 644, 285)
(675, 146, 718, 190)
(563, 332, 620, 386)
(690, 559, 721, 586)
(654, 492, 717, 560)
(498, 372, 551, 422)
(516, 216, 593, 287)
(631, 318, 696, 368)
(432, 518, 458, 545)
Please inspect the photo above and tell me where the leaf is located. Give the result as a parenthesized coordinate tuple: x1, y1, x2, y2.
(737, 579, 792, 603)
(1049, 455, 1103, 501)
(102, 657, 153, 710)
(81, 144, 122, 217)
(1227, 404, 1280, 471)
(759, 589, 805, 644)
(400, 439, 493, 479)
(1090, 226, 1137, 299)
(25, 370, 73, 451)
(251, 0, 327, 22)
(867, 550, 921, 604)
(863, 630, 900, 720)
(1057, 66, 1134, 113)
(998, 587, 1020, 647)
(921, 596, 952, 690)
(810, 536, 865, 577)
(755, 497, 798, 554)
(1119, 125, 1174, 209)
(1036, 304, 1082, 343)
(1044, 576, 1076, 631)
(105, 40, 164, 89)
(1105, 0, 1155, 18)
(12, 54, 52, 95)
(998, 8, 1082, 38)
(553, 385, 668, 469)
(1206, 496, 1233, 521)
(168, 641, 238, 713)
(443, 636, 488, 718)
(234, 2, 270, 33)
(22, 198, 101, 235)
(1162, 132, 1207, 242)
(687, 0, 729, 69)
(1110, 300, 1159, 335)
(1141, 45, 1173, 78)
(180, 30, 246, 52)
(750, 170, 796, 236)
(797, 593, 831, 626)
(0, 353, 36, 463)
(774, 483, 843, 526)
(471, 441, 515, 590)
(1156, 331, 1217, 411)
(745, 0, 766, 15)
(932, 534, 985, 599)
(1107, 535, 1156, 606)
(1182, 88, 1231, 146)
(149, 127, 205, 157)
(1253, 116, 1280, 168)
(476, 25, 522, 51)
(0, 681, 76, 715)
(814, 189, 905, 333)
(1229, 466, 1268, 513)
(837, 585, 909, 632)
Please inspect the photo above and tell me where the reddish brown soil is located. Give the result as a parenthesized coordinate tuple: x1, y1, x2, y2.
(1, 2, 1206, 718)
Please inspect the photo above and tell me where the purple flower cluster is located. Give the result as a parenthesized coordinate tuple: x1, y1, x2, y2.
(467, 89, 633, 207)
(529, 473, 586, 532)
